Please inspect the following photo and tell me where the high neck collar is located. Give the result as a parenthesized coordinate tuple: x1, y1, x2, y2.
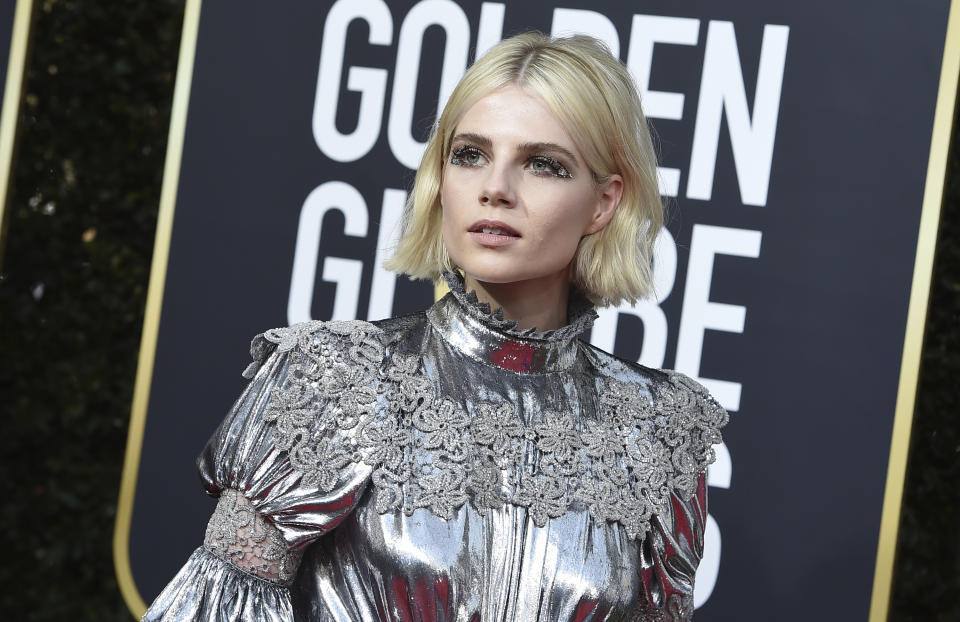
(425, 271, 597, 374)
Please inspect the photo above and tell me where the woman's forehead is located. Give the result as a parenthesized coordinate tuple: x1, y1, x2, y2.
(451, 85, 580, 154)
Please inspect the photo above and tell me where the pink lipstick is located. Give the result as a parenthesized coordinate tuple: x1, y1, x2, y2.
(467, 220, 521, 247)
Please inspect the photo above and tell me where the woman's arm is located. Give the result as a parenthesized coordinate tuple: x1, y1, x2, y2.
(142, 320, 383, 621)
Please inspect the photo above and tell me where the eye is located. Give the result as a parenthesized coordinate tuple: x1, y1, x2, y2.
(528, 155, 572, 179)
(450, 145, 486, 167)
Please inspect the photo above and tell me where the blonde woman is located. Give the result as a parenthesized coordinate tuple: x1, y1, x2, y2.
(144, 32, 727, 622)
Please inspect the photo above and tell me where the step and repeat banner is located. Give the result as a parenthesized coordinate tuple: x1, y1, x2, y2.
(116, 1, 957, 619)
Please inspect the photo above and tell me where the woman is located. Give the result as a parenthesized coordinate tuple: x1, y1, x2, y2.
(143, 32, 727, 621)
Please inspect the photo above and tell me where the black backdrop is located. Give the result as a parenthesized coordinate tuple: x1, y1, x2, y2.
(119, 1, 954, 620)
(0, 2, 15, 109)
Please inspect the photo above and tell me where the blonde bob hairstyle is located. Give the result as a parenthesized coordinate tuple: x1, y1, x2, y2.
(386, 31, 663, 307)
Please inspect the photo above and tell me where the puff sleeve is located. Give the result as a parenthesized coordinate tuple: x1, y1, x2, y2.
(141, 320, 385, 621)
(635, 371, 728, 621)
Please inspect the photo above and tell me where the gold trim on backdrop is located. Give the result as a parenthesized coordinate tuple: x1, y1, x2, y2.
(869, 1, 960, 620)
(112, 0, 203, 617)
(0, 0, 34, 270)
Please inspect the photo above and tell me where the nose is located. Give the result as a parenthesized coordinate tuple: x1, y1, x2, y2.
(479, 164, 516, 208)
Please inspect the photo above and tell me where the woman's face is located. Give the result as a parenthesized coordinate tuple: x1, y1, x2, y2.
(440, 85, 621, 289)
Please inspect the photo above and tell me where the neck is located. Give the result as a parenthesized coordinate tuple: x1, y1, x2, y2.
(463, 271, 570, 332)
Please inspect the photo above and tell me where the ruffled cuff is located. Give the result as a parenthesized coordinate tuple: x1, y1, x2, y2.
(141, 547, 294, 622)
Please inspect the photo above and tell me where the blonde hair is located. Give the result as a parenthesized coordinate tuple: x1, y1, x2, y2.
(386, 31, 663, 306)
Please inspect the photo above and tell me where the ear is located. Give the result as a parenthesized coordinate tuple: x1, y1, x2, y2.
(583, 173, 623, 235)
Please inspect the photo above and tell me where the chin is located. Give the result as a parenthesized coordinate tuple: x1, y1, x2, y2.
(452, 258, 522, 285)
(449, 245, 572, 288)
(461, 262, 566, 288)
(460, 267, 522, 285)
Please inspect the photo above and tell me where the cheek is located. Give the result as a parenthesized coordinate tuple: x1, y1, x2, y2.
(535, 194, 596, 242)
(441, 171, 479, 228)
(524, 215, 583, 268)
(440, 186, 455, 228)
(439, 181, 462, 253)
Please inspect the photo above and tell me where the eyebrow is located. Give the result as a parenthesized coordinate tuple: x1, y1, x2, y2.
(450, 133, 580, 168)
(451, 132, 491, 150)
(517, 141, 579, 168)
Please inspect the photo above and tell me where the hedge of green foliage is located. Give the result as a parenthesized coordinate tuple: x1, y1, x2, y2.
(0, 2, 956, 620)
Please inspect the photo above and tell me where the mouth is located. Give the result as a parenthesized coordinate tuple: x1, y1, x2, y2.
(468, 220, 521, 237)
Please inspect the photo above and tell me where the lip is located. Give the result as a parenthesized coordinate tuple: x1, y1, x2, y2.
(468, 220, 521, 236)
(467, 219, 522, 248)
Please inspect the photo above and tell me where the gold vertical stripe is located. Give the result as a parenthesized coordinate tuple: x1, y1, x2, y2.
(0, 0, 33, 266)
(868, 1, 960, 620)
(112, 0, 203, 617)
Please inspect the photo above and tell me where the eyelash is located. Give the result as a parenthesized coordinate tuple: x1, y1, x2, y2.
(529, 155, 572, 179)
(449, 145, 485, 168)
(449, 145, 573, 179)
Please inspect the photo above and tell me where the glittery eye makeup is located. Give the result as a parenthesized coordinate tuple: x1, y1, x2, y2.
(450, 145, 486, 167)
(449, 143, 573, 180)
(527, 155, 572, 179)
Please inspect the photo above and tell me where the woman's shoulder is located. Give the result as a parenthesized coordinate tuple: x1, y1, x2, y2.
(581, 339, 716, 398)
(239, 319, 380, 376)
(581, 341, 729, 487)
(370, 310, 431, 348)
(240, 311, 433, 380)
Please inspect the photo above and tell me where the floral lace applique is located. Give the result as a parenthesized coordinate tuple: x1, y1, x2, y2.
(257, 320, 384, 493)
(203, 489, 303, 585)
(256, 321, 727, 540)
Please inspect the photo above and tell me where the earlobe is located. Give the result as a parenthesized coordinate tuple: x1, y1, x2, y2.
(584, 174, 623, 235)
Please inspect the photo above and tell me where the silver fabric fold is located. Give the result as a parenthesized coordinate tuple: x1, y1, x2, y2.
(143, 282, 727, 621)
(143, 547, 295, 621)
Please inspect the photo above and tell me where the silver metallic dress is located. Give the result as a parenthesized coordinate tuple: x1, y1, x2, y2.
(143, 272, 728, 622)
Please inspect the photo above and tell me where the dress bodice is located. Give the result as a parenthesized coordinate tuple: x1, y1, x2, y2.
(142, 274, 727, 622)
